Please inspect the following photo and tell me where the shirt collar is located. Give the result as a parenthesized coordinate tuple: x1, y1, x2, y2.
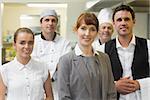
(14, 57, 33, 71)
(41, 32, 58, 42)
(75, 43, 99, 56)
(116, 35, 136, 48)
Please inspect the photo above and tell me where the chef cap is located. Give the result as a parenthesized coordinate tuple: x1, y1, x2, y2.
(97, 8, 113, 25)
(40, 9, 58, 20)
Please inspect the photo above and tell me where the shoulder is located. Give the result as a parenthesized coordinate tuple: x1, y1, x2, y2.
(55, 34, 71, 44)
(1, 61, 14, 69)
(135, 36, 149, 47)
(34, 34, 41, 42)
(105, 39, 116, 53)
(97, 51, 109, 59)
(59, 51, 75, 62)
(135, 36, 148, 42)
(0, 60, 14, 74)
(34, 34, 40, 38)
(58, 51, 75, 73)
(105, 38, 116, 45)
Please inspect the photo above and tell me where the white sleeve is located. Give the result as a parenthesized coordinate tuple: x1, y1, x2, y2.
(64, 41, 72, 54)
(138, 78, 150, 100)
(42, 63, 49, 82)
(0, 66, 7, 86)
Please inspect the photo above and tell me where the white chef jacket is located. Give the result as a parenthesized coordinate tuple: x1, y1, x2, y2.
(92, 39, 105, 53)
(0, 57, 49, 100)
(32, 34, 72, 78)
(93, 35, 150, 100)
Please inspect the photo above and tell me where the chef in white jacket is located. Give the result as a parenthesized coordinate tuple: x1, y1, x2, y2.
(95, 5, 150, 100)
(32, 9, 72, 100)
(93, 8, 114, 49)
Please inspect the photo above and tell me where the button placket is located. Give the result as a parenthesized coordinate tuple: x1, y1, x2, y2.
(24, 67, 30, 100)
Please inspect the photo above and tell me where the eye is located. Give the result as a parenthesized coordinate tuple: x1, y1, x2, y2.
(124, 17, 130, 21)
(19, 41, 26, 45)
(51, 19, 57, 23)
(90, 27, 96, 31)
(28, 41, 34, 45)
(116, 18, 122, 22)
(44, 19, 50, 22)
(80, 26, 86, 30)
(102, 26, 106, 29)
(107, 27, 111, 30)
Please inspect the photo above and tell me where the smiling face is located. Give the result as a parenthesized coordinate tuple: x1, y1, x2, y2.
(99, 22, 113, 43)
(113, 10, 135, 37)
(73, 13, 99, 49)
(14, 29, 34, 60)
(76, 21, 98, 48)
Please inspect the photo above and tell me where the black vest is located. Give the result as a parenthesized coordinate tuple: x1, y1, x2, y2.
(105, 37, 149, 81)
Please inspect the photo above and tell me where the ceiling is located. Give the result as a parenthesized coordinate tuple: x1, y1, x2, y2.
(2, 0, 88, 3)
(87, 0, 150, 13)
(2, 0, 149, 13)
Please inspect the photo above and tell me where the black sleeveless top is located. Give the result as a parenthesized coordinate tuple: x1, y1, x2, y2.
(105, 37, 149, 81)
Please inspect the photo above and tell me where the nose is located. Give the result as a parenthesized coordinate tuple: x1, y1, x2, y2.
(121, 19, 127, 25)
(24, 43, 29, 48)
(85, 30, 90, 36)
(48, 20, 53, 25)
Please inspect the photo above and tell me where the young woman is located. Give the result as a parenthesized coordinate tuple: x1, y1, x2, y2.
(0, 27, 53, 100)
(58, 12, 116, 100)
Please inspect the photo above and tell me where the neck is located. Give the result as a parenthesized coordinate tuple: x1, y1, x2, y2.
(79, 45, 93, 56)
(16, 56, 31, 65)
(118, 34, 133, 48)
(42, 32, 55, 41)
(99, 38, 110, 44)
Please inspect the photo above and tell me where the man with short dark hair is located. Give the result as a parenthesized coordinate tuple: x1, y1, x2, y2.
(32, 9, 72, 100)
(99, 5, 150, 100)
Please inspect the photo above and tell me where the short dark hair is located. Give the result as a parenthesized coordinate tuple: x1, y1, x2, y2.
(112, 5, 135, 21)
(73, 12, 99, 32)
(14, 27, 34, 43)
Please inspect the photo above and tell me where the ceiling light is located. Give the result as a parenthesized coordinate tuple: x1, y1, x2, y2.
(27, 3, 68, 8)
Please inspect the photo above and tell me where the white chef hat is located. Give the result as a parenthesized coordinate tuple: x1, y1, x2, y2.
(40, 9, 58, 20)
(97, 8, 113, 25)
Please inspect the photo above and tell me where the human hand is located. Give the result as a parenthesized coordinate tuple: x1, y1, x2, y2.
(115, 76, 140, 95)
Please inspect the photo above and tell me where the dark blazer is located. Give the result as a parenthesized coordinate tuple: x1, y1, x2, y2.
(58, 51, 117, 100)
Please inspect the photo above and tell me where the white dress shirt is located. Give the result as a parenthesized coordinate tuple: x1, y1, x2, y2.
(32, 34, 72, 78)
(93, 35, 150, 100)
(0, 57, 49, 100)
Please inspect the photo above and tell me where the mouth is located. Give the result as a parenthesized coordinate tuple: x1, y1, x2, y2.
(83, 36, 91, 41)
(24, 50, 31, 54)
(120, 27, 128, 31)
(120, 26, 127, 29)
(102, 32, 109, 36)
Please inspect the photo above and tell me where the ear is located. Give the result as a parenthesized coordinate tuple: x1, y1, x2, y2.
(113, 21, 115, 26)
(13, 42, 16, 50)
(133, 19, 136, 24)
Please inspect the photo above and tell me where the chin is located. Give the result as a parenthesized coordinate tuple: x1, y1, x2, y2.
(22, 55, 30, 59)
